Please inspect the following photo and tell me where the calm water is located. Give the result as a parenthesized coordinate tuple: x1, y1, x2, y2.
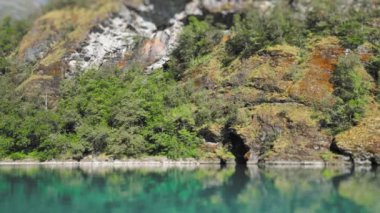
(0, 165, 378, 213)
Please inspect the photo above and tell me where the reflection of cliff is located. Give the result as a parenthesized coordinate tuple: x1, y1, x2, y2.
(0, 166, 378, 212)
(231, 166, 372, 213)
(220, 165, 251, 211)
(332, 167, 380, 212)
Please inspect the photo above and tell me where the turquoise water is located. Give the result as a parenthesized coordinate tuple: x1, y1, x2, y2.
(0, 165, 378, 213)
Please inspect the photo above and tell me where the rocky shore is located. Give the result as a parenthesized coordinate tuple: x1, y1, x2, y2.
(0, 157, 371, 168)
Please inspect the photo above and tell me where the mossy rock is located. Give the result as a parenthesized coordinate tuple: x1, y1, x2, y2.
(334, 104, 380, 165)
(228, 103, 339, 163)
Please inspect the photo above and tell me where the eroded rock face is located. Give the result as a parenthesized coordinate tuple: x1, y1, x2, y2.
(334, 106, 380, 165)
(183, 32, 377, 165)
(16, 0, 271, 97)
(64, 0, 276, 76)
(228, 103, 343, 164)
(65, 6, 157, 77)
(65, 0, 205, 76)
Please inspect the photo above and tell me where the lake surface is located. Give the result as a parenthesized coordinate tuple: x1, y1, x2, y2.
(0, 165, 378, 213)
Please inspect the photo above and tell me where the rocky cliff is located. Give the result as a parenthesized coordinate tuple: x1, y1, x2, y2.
(4, 0, 380, 165)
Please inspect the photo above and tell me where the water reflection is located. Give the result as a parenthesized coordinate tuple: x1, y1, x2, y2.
(0, 165, 378, 213)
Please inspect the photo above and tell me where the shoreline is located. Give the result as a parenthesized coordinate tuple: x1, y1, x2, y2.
(0, 158, 367, 168)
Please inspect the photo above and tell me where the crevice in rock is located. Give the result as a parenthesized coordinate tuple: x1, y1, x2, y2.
(330, 139, 354, 165)
(223, 129, 250, 165)
(369, 157, 379, 167)
(198, 128, 220, 143)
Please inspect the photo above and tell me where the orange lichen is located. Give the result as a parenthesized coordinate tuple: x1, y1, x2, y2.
(290, 67, 335, 106)
(309, 47, 344, 71)
(287, 37, 346, 106)
(308, 36, 344, 71)
(139, 38, 166, 64)
(221, 34, 231, 43)
(358, 53, 373, 62)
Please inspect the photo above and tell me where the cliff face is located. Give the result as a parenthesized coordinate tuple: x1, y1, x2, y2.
(15, 0, 205, 103)
(7, 0, 380, 164)
(16, 0, 275, 105)
(191, 36, 378, 165)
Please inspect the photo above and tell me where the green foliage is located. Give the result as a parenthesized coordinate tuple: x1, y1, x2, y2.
(0, 16, 30, 74)
(325, 54, 369, 133)
(366, 55, 380, 101)
(226, 0, 379, 60)
(0, 63, 234, 160)
(367, 55, 380, 84)
(0, 91, 61, 158)
(1, 0, 379, 161)
(0, 17, 29, 57)
(305, 0, 343, 34)
(306, 0, 379, 48)
(215, 146, 235, 161)
(0, 57, 10, 75)
(0, 72, 60, 159)
(226, 3, 306, 58)
(9, 152, 27, 161)
(56, 68, 204, 159)
(171, 16, 222, 78)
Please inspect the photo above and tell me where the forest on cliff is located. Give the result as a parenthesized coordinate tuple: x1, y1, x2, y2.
(0, 0, 379, 164)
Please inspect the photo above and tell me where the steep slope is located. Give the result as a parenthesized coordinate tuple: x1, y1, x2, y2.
(15, 0, 206, 105)
(187, 36, 379, 164)
(1, 0, 379, 164)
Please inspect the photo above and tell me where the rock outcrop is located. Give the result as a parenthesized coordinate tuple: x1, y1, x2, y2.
(185, 33, 378, 165)
(15, 0, 252, 102)
(334, 105, 380, 165)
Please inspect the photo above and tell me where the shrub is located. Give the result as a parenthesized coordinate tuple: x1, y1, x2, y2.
(326, 54, 369, 133)
(0, 57, 10, 75)
(226, 3, 306, 59)
(305, 0, 342, 34)
(305, 0, 377, 49)
(0, 16, 30, 74)
(0, 17, 29, 57)
(9, 152, 27, 161)
(366, 54, 380, 101)
(366, 55, 380, 85)
(56, 68, 205, 159)
(226, 13, 268, 58)
(171, 16, 222, 78)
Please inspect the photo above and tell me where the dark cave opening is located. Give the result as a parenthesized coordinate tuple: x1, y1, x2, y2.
(226, 132, 250, 165)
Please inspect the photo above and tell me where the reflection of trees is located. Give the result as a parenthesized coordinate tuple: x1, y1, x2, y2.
(220, 165, 251, 211)
(331, 167, 380, 212)
(331, 166, 354, 189)
(0, 166, 378, 212)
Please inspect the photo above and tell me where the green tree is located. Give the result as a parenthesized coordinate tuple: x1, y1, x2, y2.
(171, 16, 222, 78)
(327, 54, 369, 133)
(226, 3, 306, 59)
(0, 16, 29, 74)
